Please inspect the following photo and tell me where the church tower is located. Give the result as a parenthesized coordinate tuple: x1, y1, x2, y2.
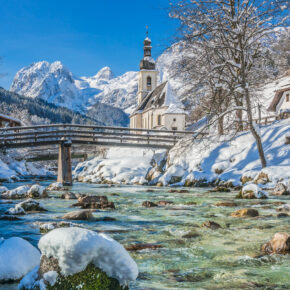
(137, 32, 158, 105)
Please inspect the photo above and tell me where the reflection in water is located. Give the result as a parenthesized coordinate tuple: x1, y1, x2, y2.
(0, 181, 290, 289)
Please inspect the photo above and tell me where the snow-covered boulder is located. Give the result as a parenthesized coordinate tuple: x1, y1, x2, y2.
(46, 182, 64, 191)
(19, 227, 138, 289)
(6, 199, 46, 215)
(0, 237, 40, 282)
(237, 184, 268, 199)
(1, 185, 30, 199)
(273, 183, 289, 196)
(28, 184, 48, 198)
(0, 186, 8, 195)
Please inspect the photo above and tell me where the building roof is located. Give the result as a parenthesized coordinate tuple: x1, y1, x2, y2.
(268, 86, 290, 112)
(0, 113, 22, 125)
(132, 81, 185, 115)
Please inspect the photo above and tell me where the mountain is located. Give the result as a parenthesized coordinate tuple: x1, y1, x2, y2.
(0, 87, 100, 126)
(10, 61, 138, 114)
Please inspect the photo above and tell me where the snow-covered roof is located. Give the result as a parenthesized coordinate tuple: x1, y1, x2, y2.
(132, 81, 185, 115)
(0, 113, 22, 125)
(144, 37, 151, 42)
(268, 86, 290, 112)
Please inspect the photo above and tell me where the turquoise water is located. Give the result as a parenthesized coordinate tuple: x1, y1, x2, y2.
(0, 181, 290, 289)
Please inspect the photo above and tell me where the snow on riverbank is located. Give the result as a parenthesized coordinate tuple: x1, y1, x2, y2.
(158, 119, 290, 187)
(0, 152, 53, 182)
(74, 120, 289, 188)
(74, 148, 165, 185)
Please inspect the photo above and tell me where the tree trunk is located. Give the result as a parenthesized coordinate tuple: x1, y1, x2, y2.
(218, 115, 224, 135)
(244, 90, 267, 168)
(235, 98, 244, 132)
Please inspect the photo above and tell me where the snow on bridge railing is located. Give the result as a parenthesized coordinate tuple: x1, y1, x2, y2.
(0, 124, 197, 135)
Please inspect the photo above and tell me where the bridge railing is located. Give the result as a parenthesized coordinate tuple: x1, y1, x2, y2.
(0, 124, 201, 149)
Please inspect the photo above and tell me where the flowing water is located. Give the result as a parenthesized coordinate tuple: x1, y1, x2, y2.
(0, 180, 289, 289)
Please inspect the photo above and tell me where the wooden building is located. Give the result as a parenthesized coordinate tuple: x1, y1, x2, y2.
(0, 113, 22, 128)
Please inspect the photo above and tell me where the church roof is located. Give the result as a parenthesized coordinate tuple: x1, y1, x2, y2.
(132, 81, 185, 114)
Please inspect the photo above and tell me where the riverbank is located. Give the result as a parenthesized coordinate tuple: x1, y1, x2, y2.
(74, 119, 290, 189)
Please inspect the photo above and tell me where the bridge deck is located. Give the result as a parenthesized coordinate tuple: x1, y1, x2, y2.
(0, 124, 199, 150)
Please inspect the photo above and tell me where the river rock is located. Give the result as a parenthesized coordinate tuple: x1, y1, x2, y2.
(62, 210, 94, 220)
(6, 199, 46, 215)
(0, 215, 21, 220)
(261, 232, 290, 255)
(157, 200, 174, 206)
(73, 195, 115, 210)
(231, 208, 259, 217)
(142, 201, 158, 207)
(276, 204, 290, 213)
(215, 201, 238, 207)
(210, 186, 231, 193)
(36, 221, 78, 233)
(18, 227, 137, 289)
(182, 231, 200, 239)
(254, 172, 269, 185)
(0, 186, 8, 194)
(125, 243, 163, 251)
(28, 184, 48, 198)
(202, 221, 221, 230)
(22, 256, 126, 290)
(1, 185, 30, 199)
(236, 184, 268, 199)
(277, 213, 289, 218)
(46, 182, 65, 191)
(61, 192, 77, 199)
(0, 237, 40, 283)
(272, 183, 289, 196)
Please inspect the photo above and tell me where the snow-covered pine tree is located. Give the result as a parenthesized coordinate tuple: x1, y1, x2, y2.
(170, 0, 289, 168)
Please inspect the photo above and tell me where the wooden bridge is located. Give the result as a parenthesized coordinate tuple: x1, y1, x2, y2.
(0, 124, 195, 185)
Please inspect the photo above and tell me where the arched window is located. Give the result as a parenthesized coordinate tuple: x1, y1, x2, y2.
(147, 76, 152, 91)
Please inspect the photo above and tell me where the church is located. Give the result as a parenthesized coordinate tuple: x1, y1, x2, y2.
(129, 36, 186, 131)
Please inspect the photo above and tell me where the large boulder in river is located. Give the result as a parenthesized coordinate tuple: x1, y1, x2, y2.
(1, 185, 30, 199)
(28, 184, 48, 199)
(276, 204, 290, 213)
(0, 237, 40, 283)
(18, 227, 138, 289)
(272, 183, 289, 196)
(73, 195, 115, 210)
(46, 182, 65, 191)
(62, 210, 94, 220)
(261, 232, 290, 255)
(6, 199, 47, 215)
(236, 184, 268, 199)
(231, 208, 259, 218)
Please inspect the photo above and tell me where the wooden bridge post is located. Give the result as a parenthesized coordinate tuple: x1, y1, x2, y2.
(57, 139, 72, 186)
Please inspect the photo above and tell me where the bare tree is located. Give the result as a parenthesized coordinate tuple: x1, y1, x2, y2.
(170, 0, 289, 168)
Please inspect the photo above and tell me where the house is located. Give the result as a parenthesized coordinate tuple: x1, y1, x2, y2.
(129, 35, 186, 131)
(0, 113, 22, 128)
(267, 86, 290, 116)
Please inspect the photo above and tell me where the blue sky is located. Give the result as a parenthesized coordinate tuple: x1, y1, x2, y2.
(0, 0, 178, 89)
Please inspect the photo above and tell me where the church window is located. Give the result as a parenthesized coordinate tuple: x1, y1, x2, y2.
(286, 94, 289, 102)
(172, 127, 177, 131)
(147, 76, 152, 91)
(173, 118, 176, 121)
(157, 115, 161, 125)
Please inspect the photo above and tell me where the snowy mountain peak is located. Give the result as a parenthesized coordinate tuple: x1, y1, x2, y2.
(93, 66, 115, 81)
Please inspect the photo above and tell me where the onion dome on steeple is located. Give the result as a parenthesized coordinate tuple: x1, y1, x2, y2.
(139, 27, 156, 70)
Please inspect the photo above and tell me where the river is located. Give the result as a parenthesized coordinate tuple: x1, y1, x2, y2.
(0, 180, 289, 289)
